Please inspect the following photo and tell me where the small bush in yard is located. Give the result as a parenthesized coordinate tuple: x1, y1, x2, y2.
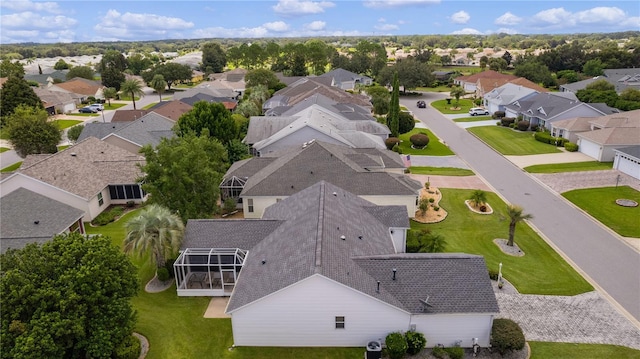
(500, 117, 515, 127)
(156, 267, 170, 281)
(516, 120, 530, 131)
(488, 268, 499, 280)
(385, 137, 400, 150)
(432, 345, 446, 358)
(445, 346, 464, 359)
(404, 330, 427, 355)
(409, 133, 430, 149)
(564, 142, 579, 152)
(113, 335, 141, 359)
(491, 318, 526, 355)
(385, 332, 408, 359)
(91, 206, 125, 226)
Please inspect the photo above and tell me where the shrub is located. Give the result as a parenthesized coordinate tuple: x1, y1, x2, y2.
(409, 133, 430, 149)
(494, 110, 506, 119)
(428, 198, 435, 203)
(113, 335, 141, 359)
(488, 268, 499, 280)
(385, 137, 401, 150)
(404, 330, 427, 355)
(432, 345, 446, 358)
(433, 206, 440, 211)
(479, 205, 487, 212)
(496, 121, 502, 126)
(91, 206, 124, 226)
(399, 112, 416, 134)
(491, 318, 526, 355)
(445, 346, 464, 359)
(564, 142, 579, 152)
(500, 117, 515, 127)
(419, 198, 430, 215)
(223, 197, 237, 214)
(164, 258, 176, 278)
(385, 332, 408, 359)
(534, 131, 554, 144)
(126, 200, 135, 208)
(156, 267, 170, 281)
(516, 120, 530, 131)
(392, 144, 403, 154)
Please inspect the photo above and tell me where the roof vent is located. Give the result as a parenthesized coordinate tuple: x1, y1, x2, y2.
(358, 235, 363, 240)
(392, 268, 397, 281)
(332, 192, 337, 196)
(376, 281, 380, 293)
(70, 153, 76, 157)
(34, 220, 40, 225)
(261, 259, 266, 265)
(340, 235, 346, 240)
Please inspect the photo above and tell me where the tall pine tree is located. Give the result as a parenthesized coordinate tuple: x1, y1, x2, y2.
(388, 72, 400, 138)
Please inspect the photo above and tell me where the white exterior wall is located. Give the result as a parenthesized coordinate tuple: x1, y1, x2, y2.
(359, 195, 417, 217)
(614, 153, 640, 180)
(390, 227, 407, 253)
(411, 313, 494, 348)
(0, 174, 93, 221)
(242, 196, 280, 219)
(230, 275, 411, 347)
(86, 187, 111, 220)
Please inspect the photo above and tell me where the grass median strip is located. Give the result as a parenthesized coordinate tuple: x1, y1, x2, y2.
(410, 166, 474, 176)
(411, 189, 593, 296)
(524, 161, 613, 173)
(467, 126, 561, 156)
(529, 342, 640, 359)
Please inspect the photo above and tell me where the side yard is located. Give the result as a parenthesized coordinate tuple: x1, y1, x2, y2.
(467, 126, 561, 156)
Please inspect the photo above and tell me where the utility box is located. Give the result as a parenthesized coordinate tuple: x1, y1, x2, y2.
(365, 340, 382, 359)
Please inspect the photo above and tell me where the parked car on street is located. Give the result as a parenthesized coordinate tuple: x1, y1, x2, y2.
(416, 100, 426, 108)
(89, 103, 104, 111)
(469, 107, 490, 116)
(79, 106, 98, 113)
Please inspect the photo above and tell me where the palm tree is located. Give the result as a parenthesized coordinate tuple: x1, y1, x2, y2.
(149, 74, 167, 103)
(506, 205, 533, 247)
(123, 204, 184, 269)
(103, 87, 117, 107)
(120, 79, 144, 110)
(469, 190, 487, 208)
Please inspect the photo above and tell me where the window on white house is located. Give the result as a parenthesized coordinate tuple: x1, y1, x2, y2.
(98, 192, 104, 206)
(335, 316, 345, 329)
(247, 199, 254, 213)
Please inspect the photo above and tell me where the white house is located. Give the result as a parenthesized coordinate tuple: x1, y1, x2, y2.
(175, 181, 499, 348)
(613, 146, 640, 180)
(0, 137, 146, 221)
(577, 127, 640, 162)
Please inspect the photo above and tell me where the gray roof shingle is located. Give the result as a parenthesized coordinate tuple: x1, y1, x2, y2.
(181, 219, 285, 250)
(1, 188, 84, 252)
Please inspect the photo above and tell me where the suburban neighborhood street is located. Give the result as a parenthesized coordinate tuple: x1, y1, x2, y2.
(402, 93, 640, 326)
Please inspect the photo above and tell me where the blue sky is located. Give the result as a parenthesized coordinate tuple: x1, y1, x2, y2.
(1, 0, 638, 44)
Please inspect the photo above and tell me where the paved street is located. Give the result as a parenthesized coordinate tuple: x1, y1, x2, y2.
(402, 93, 640, 327)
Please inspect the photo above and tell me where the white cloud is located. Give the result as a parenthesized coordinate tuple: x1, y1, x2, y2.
(93, 10, 193, 40)
(272, 0, 335, 16)
(1, 11, 77, 29)
(574, 7, 626, 25)
(193, 26, 269, 39)
(451, 28, 483, 35)
(304, 21, 326, 31)
(493, 28, 520, 35)
(450, 11, 470, 24)
(0, 0, 60, 13)
(495, 12, 522, 26)
(263, 21, 290, 32)
(375, 23, 399, 31)
(531, 7, 574, 27)
(363, 0, 440, 9)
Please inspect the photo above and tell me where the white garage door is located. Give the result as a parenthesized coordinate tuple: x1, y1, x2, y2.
(615, 154, 640, 180)
(580, 140, 601, 160)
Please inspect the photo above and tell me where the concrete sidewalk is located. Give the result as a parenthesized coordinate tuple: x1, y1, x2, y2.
(505, 151, 596, 168)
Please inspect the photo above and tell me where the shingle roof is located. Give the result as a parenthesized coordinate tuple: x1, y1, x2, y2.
(588, 109, 640, 128)
(614, 146, 640, 159)
(319, 68, 372, 87)
(577, 127, 640, 145)
(484, 83, 540, 106)
(1, 188, 84, 252)
(111, 110, 151, 122)
(18, 137, 145, 199)
(226, 181, 497, 314)
(78, 122, 131, 142)
(181, 219, 285, 250)
(239, 141, 420, 197)
(504, 92, 609, 121)
(147, 100, 192, 121)
(52, 77, 102, 96)
(104, 112, 175, 148)
(456, 70, 518, 84)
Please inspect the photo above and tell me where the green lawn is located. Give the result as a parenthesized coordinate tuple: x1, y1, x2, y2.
(412, 189, 593, 295)
(0, 130, 9, 140)
(53, 119, 83, 129)
(562, 186, 640, 238)
(524, 161, 613, 173)
(0, 147, 9, 153)
(409, 166, 474, 176)
(1, 161, 22, 172)
(104, 103, 127, 110)
(58, 145, 70, 151)
(468, 126, 562, 155)
(453, 116, 494, 122)
(529, 342, 640, 359)
(399, 128, 455, 156)
(85, 209, 362, 359)
(67, 113, 100, 118)
(430, 98, 476, 114)
(142, 102, 158, 110)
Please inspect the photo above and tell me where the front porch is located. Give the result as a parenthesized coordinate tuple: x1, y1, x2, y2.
(174, 248, 246, 297)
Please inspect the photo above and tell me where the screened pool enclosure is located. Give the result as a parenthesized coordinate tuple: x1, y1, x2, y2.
(174, 248, 247, 296)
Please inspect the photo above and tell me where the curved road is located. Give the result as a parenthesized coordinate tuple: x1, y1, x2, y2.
(402, 93, 640, 326)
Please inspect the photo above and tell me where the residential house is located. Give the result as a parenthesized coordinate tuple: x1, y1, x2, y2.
(111, 109, 151, 122)
(479, 77, 548, 108)
(191, 70, 205, 83)
(453, 70, 518, 95)
(47, 77, 104, 103)
(613, 146, 640, 180)
(174, 181, 498, 348)
(179, 93, 238, 111)
(318, 68, 373, 91)
(560, 68, 640, 94)
(503, 92, 619, 131)
(551, 109, 640, 143)
(208, 68, 247, 96)
(78, 112, 175, 154)
(33, 87, 77, 114)
(432, 71, 455, 83)
(173, 85, 239, 101)
(0, 137, 146, 221)
(245, 101, 390, 156)
(221, 140, 420, 218)
(577, 127, 640, 162)
(483, 83, 541, 115)
(0, 187, 85, 253)
(146, 100, 193, 121)
(25, 70, 68, 86)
